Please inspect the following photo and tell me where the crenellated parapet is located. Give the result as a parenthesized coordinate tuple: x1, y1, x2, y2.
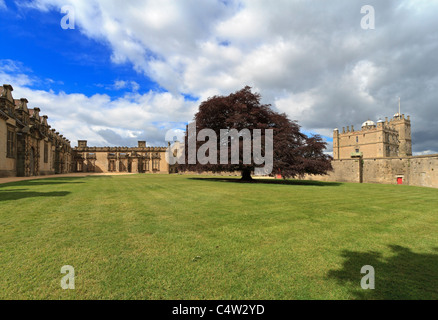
(74, 140, 167, 153)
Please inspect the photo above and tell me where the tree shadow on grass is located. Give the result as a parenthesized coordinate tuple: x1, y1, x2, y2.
(187, 177, 342, 187)
(0, 181, 84, 188)
(327, 245, 438, 299)
(0, 190, 71, 201)
(0, 176, 112, 188)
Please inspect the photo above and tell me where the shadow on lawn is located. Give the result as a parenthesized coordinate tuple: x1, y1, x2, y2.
(327, 245, 438, 299)
(0, 176, 112, 189)
(0, 176, 114, 201)
(188, 177, 342, 187)
(0, 190, 71, 201)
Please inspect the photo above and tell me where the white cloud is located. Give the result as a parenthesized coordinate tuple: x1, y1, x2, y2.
(0, 0, 6, 10)
(8, 0, 438, 153)
(111, 80, 140, 91)
(1, 66, 196, 147)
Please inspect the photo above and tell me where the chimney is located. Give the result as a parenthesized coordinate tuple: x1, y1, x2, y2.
(1, 84, 14, 102)
(138, 141, 146, 148)
(33, 107, 41, 120)
(19, 98, 29, 112)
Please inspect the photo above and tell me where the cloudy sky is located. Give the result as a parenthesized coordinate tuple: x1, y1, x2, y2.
(1, 0, 437, 154)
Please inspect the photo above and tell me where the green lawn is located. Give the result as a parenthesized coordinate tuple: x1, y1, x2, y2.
(0, 174, 437, 299)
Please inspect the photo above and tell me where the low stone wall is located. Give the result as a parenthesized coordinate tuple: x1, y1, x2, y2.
(304, 154, 438, 188)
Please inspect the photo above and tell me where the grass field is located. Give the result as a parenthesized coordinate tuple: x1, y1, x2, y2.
(0, 174, 437, 299)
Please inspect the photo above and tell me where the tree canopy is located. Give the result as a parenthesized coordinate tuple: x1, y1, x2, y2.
(177, 86, 332, 180)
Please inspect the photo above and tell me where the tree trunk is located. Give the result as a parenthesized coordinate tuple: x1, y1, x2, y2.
(241, 168, 253, 181)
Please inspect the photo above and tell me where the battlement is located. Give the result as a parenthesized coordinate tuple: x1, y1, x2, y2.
(74, 140, 166, 152)
(335, 122, 398, 136)
(74, 146, 167, 152)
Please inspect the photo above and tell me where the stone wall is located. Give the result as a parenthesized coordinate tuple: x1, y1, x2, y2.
(305, 155, 438, 188)
(0, 118, 16, 177)
(405, 155, 438, 188)
(305, 159, 361, 183)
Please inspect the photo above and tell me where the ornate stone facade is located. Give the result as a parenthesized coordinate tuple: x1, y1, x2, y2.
(0, 84, 73, 177)
(73, 140, 172, 174)
(1, 83, 175, 178)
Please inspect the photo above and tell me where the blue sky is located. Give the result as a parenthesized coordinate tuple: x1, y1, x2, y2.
(1, 0, 161, 98)
(1, 0, 438, 153)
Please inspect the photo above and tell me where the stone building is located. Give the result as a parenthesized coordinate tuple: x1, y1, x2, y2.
(333, 113, 412, 160)
(0, 84, 73, 177)
(73, 140, 172, 174)
(1, 83, 175, 178)
(306, 112, 438, 188)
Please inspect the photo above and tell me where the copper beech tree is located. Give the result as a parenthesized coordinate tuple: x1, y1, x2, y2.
(177, 86, 332, 181)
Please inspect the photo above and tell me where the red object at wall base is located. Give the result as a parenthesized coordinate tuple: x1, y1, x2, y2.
(397, 177, 403, 185)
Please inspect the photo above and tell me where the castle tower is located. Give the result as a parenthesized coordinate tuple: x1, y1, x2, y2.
(390, 114, 412, 156)
(390, 99, 412, 157)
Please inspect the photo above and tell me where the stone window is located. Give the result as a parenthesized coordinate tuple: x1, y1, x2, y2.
(109, 160, 116, 172)
(6, 127, 15, 158)
(152, 159, 160, 171)
(145, 160, 150, 171)
(356, 136, 359, 143)
(44, 142, 49, 163)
